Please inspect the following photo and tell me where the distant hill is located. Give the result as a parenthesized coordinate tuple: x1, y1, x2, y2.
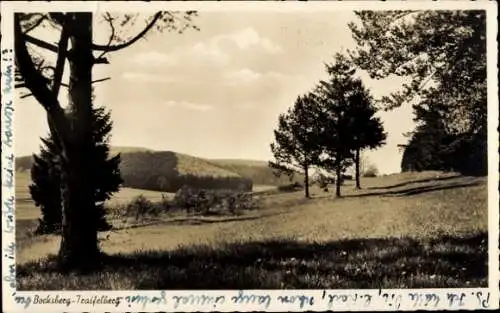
(15, 147, 305, 191)
(16, 147, 251, 192)
(210, 159, 304, 186)
(16, 155, 34, 172)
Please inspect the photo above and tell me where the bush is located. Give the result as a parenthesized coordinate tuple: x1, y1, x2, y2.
(126, 195, 158, 220)
(363, 165, 379, 177)
(173, 186, 258, 215)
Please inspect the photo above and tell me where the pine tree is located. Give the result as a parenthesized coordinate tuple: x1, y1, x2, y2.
(30, 105, 122, 235)
(313, 53, 386, 195)
(343, 82, 386, 189)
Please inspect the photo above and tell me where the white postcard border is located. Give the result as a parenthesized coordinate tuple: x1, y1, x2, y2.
(2, 1, 499, 312)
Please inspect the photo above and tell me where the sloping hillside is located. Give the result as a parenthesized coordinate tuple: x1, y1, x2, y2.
(15, 147, 303, 191)
(15, 146, 154, 172)
(209, 159, 305, 186)
(118, 150, 251, 192)
(16, 155, 34, 172)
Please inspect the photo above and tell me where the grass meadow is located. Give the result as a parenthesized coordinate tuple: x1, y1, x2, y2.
(15, 170, 488, 290)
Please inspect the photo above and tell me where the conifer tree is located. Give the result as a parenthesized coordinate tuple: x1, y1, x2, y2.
(313, 53, 386, 195)
(30, 105, 122, 234)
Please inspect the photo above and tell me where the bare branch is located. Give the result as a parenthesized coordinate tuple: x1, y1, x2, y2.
(96, 12, 116, 60)
(52, 14, 71, 96)
(92, 77, 111, 84)
(20, 93, 34, 99)
(91, 12, 163, 52)
(23, 14, 47, 34)
(24, 33, 59, 53)
(15, 14, 71, 148)
(93, 57, 109, 64)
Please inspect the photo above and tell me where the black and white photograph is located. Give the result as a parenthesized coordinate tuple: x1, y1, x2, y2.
(1, 1, 498, 311)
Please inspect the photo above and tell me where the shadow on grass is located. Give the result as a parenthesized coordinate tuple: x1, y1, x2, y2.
(366, 175, 461, 190)
(17, 232, 487, 290)
(345, 181, 482, 198)
(158, 213, 281, 226)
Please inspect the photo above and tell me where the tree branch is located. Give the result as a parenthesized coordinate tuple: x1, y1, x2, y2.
(95, 12, 116, 60)
(93, 57, 109, 64)
(56, 77, 110, 89)
(51, 14, 71, 97)
(92, 77, 111, 84)
(15, 15, 71, 148)
(20, 93, 34, 99)
(91, 12, 163, 52)
(23, 14, 46, 34)
(24, 33, 59, 53)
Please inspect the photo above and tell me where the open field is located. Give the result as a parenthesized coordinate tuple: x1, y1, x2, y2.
(14, 171, 274, 221)
(15, 171, 488, 290)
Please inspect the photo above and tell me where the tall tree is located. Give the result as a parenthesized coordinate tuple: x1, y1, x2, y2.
(30, 105, 122, 235)
(14, 12, 198, 270)
(341, 81, 386, 189)
(269, 94, 323, 198)
(348, 10, 486, 175)
(313, 53, 385, 196)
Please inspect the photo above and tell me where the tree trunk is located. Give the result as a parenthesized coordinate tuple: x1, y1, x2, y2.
(335, 159, 342, 197)
(58, 13, 99, 270)
(355, 147, 361, 189)
(304, 165, 310, 198)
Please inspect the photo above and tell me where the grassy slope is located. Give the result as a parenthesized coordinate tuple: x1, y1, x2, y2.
(16, 171, 488, 289)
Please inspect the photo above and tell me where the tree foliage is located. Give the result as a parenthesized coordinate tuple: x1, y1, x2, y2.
(313, 53, 386, 195)
(30, 106, 122, 234)
(348, 10, 487, 176)
(269, 94, 323, 198)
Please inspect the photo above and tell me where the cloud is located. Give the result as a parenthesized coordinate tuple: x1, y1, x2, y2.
(165, 100, 213, 112)
(121, 71, 180, 83)
(131, 51, 176, 67)
(215, 27, 283, 54)
(225, 68, 262, 84)
(130, 27, 282, 70)
(187, 42, 230, 67)
(223, 69, 298, 86)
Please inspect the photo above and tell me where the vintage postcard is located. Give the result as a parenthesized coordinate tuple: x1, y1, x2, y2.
(2, 1, 499, 312)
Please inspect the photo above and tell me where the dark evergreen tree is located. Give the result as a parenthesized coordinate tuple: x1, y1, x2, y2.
(400, 99, 487, 176)
(269, 93, 323, 198)
(30, 140, 62, 234)
(313, 53, 385, 196)
(339, 73, 386, 189)
(30, 105, 122, 235)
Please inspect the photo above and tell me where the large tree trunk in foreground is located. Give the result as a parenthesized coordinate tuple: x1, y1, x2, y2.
(355, 147, 361, 189)
(304, 165, 310, 198)
(58, 13, 99, 270)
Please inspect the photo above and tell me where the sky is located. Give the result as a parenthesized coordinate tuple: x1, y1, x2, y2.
(15, 11, 416, 174)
